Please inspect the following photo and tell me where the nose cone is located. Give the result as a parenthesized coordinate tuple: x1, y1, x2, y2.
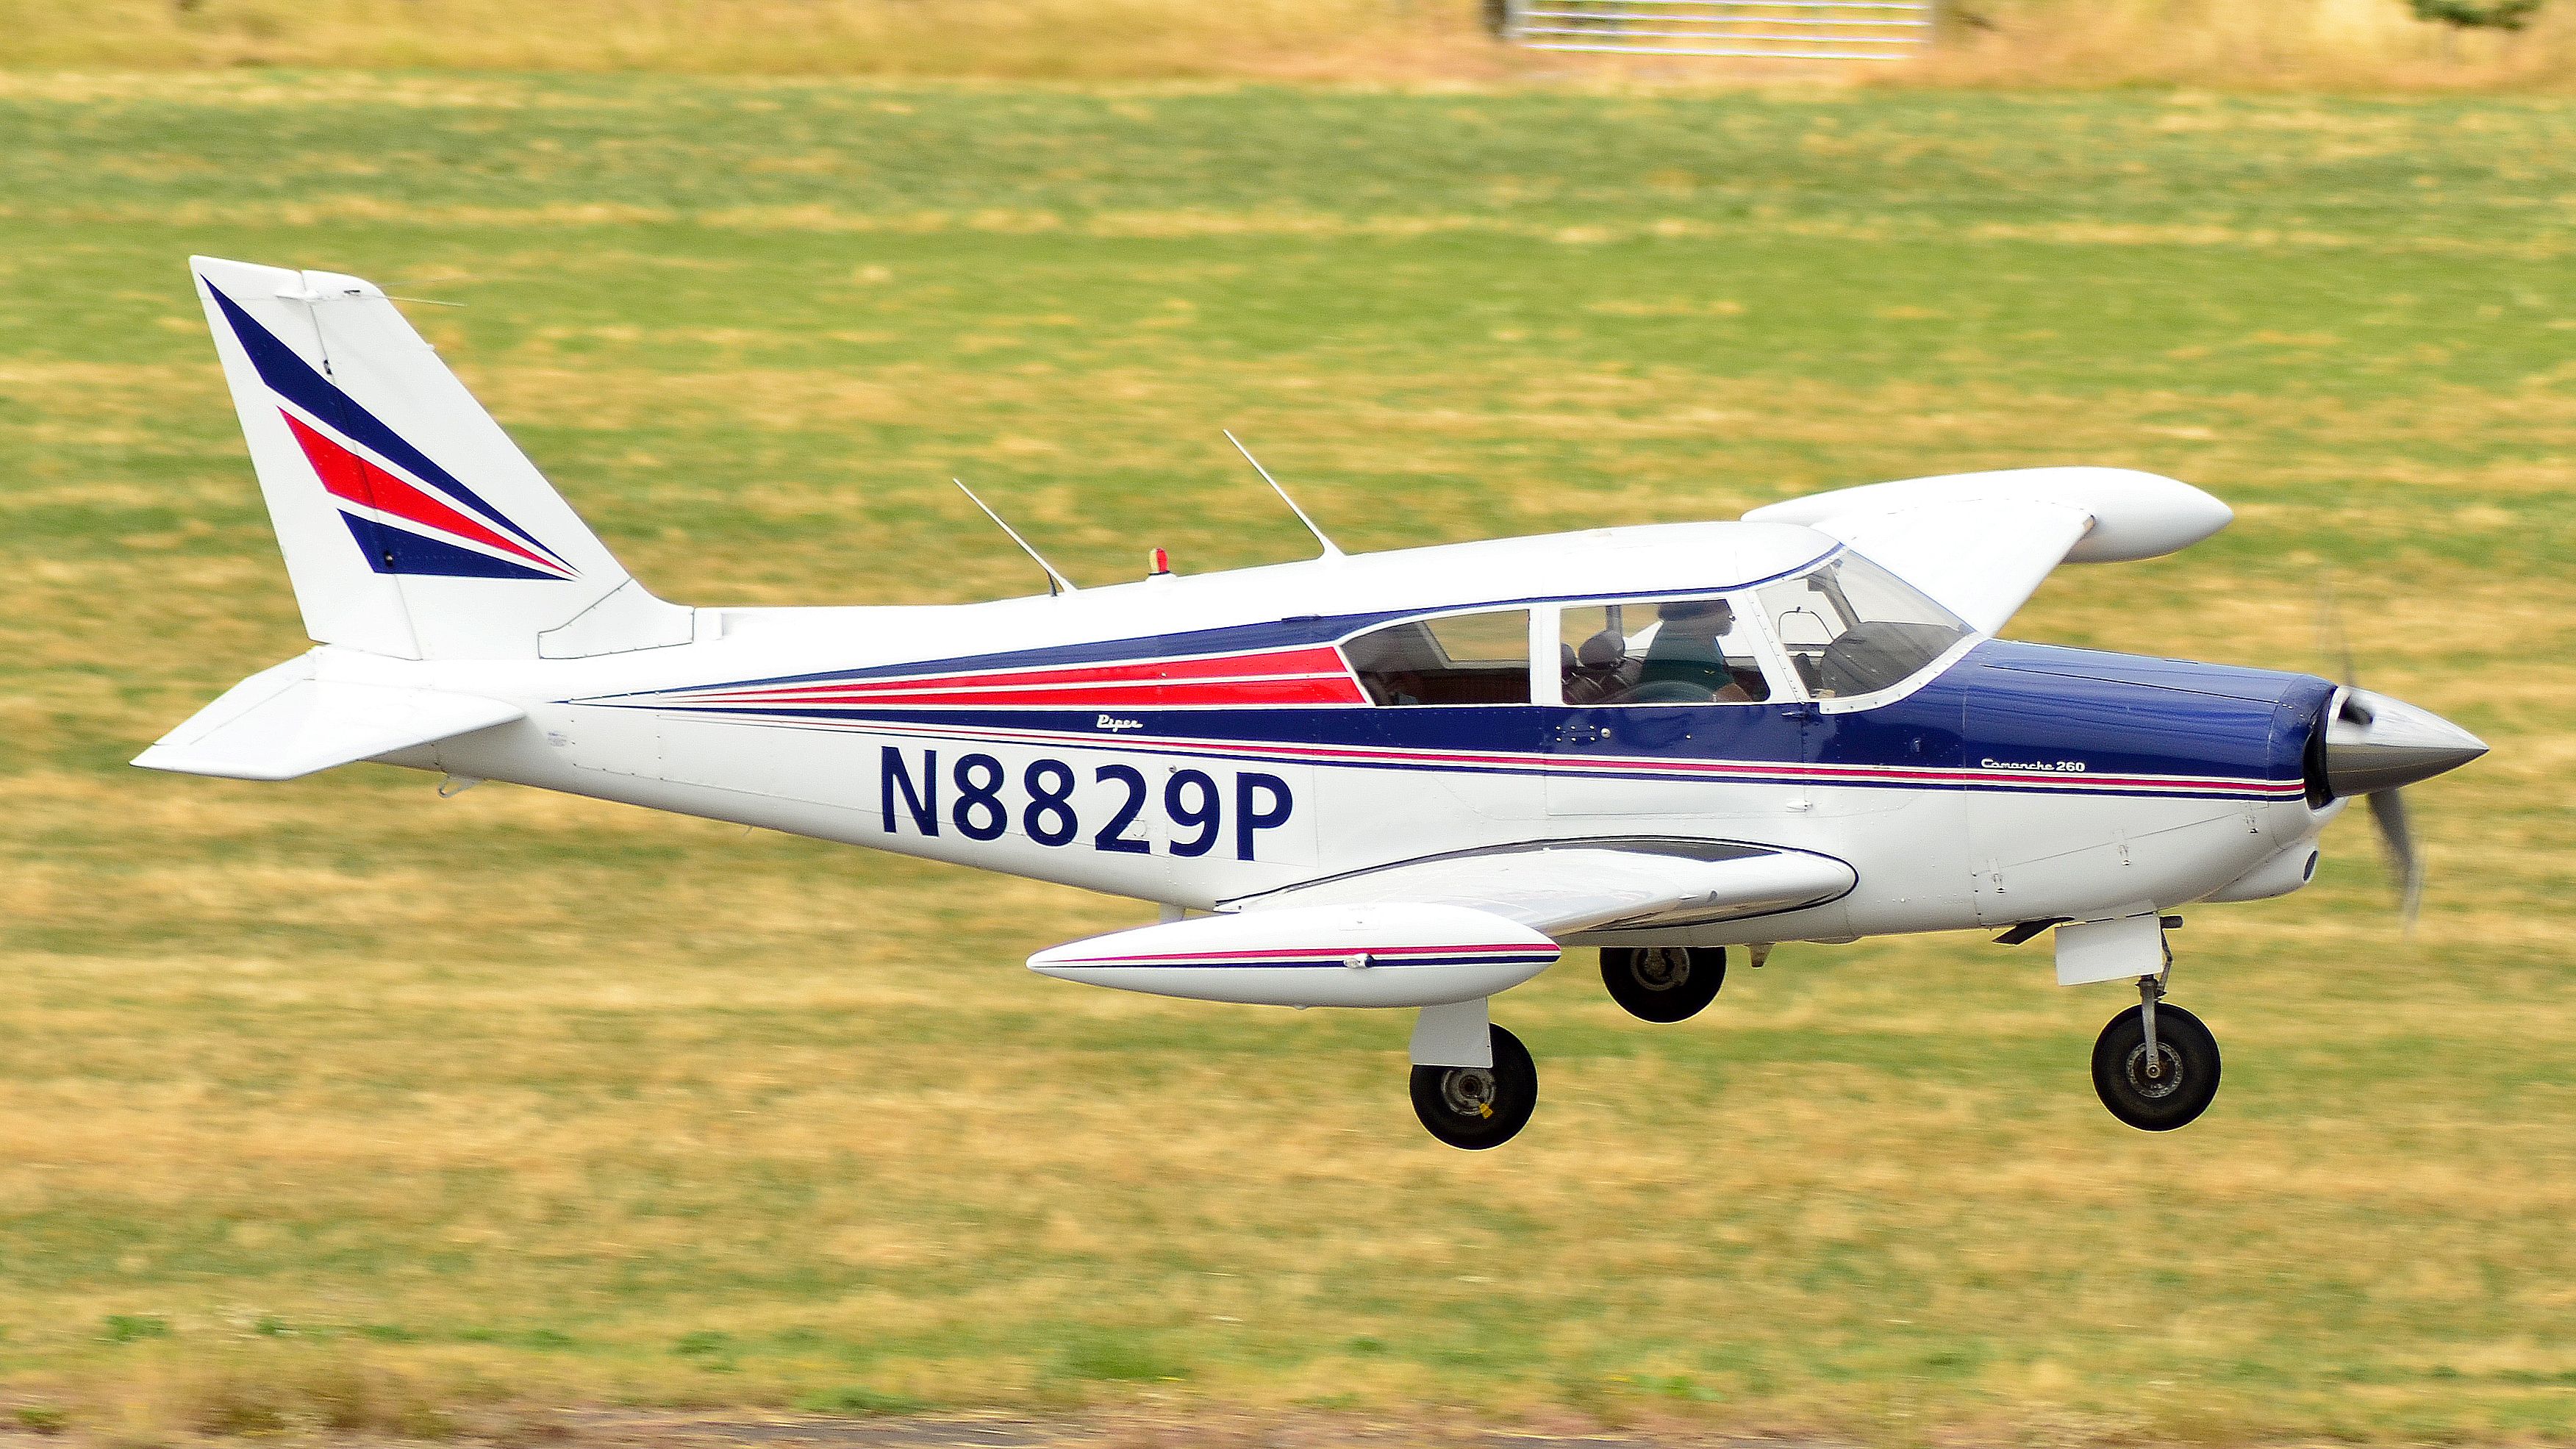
(2324, 688, 2488, 797)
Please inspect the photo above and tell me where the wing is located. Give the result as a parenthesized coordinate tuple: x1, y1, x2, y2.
(1745, 466, 2232, 634)
(1026, 842, 1853, 1011)
(1223, 840, 1856, 938)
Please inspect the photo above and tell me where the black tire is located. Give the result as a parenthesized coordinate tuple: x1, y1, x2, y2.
(1410, 1024, 1538, 1150)
(2091, 1001, 2221, 1131)
(1600, 946, 1725, 1023)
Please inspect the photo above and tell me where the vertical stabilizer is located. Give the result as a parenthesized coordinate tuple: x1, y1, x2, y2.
(190, 256, 690, 660)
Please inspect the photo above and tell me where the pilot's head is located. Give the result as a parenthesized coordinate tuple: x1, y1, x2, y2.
(1658, 596, 1734, 636)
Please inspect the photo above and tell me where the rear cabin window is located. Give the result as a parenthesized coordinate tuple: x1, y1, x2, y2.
(1345, 609, 1531, 706)
(1559, 597, 1772, 705)
(1754, 551, 1971, 698)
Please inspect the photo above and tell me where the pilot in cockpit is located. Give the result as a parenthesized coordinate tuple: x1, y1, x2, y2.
(1632, 597, 1763, 703)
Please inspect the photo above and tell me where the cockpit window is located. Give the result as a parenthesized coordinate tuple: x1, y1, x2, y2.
(1559, 597, 1772, 704)
(1345, 609, 1531, 706)
(1754, 551, 1970, 698)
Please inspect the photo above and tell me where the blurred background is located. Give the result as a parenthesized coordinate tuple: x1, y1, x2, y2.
(1, 2, 2570, 1444)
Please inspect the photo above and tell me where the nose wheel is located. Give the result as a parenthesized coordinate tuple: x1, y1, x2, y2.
(1600, 945, 1725, 1022)
(2091, 980, 2221, 1131)
(1410, 1024, 1537, 1149)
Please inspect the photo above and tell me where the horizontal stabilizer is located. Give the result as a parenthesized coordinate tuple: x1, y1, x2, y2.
(1228, 840, 1856, 938)
(1746, 467, 2231, 634)
(1031, 904, 1560, 1009)
(133, 655, 522, 781)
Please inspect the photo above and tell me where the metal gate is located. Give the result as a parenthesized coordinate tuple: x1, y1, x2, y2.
(1494, 0, 1936, 62)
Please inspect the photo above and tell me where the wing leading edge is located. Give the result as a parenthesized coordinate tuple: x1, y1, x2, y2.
(1225, 840, 1855, 937)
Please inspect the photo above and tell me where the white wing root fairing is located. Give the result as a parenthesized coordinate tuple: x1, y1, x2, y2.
(1747, 466, 2232, 634)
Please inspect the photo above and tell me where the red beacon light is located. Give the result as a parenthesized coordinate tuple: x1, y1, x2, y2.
(1148, 547, 1172, 577)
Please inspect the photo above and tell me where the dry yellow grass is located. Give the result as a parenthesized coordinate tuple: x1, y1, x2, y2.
(4, 0, 2576, 90)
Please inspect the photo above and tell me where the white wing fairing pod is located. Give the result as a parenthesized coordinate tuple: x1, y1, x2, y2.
(1028, 904, 1560, 1009)
(1746, 467, 2233, 635)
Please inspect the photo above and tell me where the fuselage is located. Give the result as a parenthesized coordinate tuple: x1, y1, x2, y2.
(359, 519, 2339, 945)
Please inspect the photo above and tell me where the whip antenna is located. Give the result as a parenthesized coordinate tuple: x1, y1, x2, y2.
(954, 479, 1078, 596)
(1225, 430, 1343, 560)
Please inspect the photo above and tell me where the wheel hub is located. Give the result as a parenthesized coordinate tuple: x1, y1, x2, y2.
(1631, 948, 1688, 992)
(2123, 1041, 2186, 1101)
(1441, 1067, 1499, 1119)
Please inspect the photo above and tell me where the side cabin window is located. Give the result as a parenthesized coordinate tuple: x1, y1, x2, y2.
(1753, 551, 1971, 699)
(1560, 596, 1772, 705)
(1345, 609, 1531, 706)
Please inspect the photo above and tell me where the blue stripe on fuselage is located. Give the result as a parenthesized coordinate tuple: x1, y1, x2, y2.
(632, 640, 2331, 798)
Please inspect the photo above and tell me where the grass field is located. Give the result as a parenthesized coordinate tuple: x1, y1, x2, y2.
(2, 74, 2574, 1442)
(10, 0, 2576, 91)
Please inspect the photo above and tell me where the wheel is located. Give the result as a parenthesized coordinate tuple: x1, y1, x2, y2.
(1600, 946, 1725, 1023)
(1410, 1024, 1538, 1150)
(2091, 1001, 2221, 1131)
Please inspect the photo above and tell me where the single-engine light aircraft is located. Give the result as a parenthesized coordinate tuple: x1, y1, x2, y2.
(140, 259, 2489, 1148)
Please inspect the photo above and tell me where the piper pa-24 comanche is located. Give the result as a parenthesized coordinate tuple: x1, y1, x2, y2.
(140, 258, 2489, 1148)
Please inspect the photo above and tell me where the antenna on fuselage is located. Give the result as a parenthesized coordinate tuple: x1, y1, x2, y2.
(953, 479, 1078, 597)
(1224, 430, 1344, 561)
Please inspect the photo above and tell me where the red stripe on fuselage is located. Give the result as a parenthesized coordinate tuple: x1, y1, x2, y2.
(282, 412, 565, 574)
(1065, 944, 1556, 965)
(704, 677, 1362, 709)
(670, 647, 1367, 709)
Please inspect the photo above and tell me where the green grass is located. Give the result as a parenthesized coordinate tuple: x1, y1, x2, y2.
(1, 74, 2573, 1442)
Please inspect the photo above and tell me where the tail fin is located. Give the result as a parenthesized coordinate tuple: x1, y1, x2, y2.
(191, 257, 691, 660)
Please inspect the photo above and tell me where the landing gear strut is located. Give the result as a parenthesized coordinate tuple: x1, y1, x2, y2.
(1410, 1024, 1537, 1149)
(1600, 945, 1725, 1023)
(2091, 974, 2221, 1131)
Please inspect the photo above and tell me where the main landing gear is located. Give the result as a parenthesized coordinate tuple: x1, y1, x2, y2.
(1409, 1024, 1538, 1150)
(1600, 945, 1725, 1022)
(2092, 973, 2222, 1131)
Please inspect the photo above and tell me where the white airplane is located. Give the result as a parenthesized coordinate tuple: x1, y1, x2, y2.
(140, 258, 2489, 1149)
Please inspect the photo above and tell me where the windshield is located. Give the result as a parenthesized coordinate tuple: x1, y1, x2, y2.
(1755, 551, 1970, 698)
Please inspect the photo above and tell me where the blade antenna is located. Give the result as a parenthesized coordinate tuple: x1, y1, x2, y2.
(1225, 430, 1343, 560)
(953, 479, 1078, 597)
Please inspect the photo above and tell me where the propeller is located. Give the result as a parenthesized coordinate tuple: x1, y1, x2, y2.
(2316, 584, 2481, 930)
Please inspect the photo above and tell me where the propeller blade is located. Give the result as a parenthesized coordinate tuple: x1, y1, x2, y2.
(2318, 578, 2360, 685)
(2318, 579, 2377, 725)
(2319, 573, 2470, 931)
(2367, 787, 2423, 932)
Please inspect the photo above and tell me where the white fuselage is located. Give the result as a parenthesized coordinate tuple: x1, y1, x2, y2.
(341, 522, 2333, 948)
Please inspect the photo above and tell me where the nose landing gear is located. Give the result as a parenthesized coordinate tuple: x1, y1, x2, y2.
(2092, 974, 2221, 1131)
